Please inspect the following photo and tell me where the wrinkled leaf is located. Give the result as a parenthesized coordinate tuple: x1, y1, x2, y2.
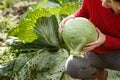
(17, 49, 69, 80)
(8, 8, 52, 43)
(34, 15, 59, 47)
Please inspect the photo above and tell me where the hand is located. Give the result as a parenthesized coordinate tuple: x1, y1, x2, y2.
(59, 15, 75, 33)
(83, 28, 106, 52)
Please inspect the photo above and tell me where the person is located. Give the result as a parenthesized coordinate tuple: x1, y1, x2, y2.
(59, 0, 120, 80)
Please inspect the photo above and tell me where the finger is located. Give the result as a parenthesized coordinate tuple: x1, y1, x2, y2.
(59, 18, 67, 33)
(83, 45, 97, 51)
(59, 21, 65, 33)
(59, 24, 63, 33)
(85, 41, 100, 46)
(96, 27, 101, 34)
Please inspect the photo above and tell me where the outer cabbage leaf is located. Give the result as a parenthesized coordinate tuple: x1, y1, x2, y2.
(59, 2, 79, 15)
(0, 49, 69, 80)
(8, 8, 51, 43)
(17, 49, 69, 80)
(34, 15, 59, 47)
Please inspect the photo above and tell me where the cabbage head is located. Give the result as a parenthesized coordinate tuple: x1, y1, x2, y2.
(62, 17, 98, 56)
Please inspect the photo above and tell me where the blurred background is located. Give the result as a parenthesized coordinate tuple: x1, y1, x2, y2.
(0, 0, 39, 53)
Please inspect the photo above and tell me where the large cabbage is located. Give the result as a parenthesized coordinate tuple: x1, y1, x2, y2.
(62, 17, 98, 56)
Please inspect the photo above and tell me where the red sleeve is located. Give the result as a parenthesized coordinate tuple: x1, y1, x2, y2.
(74, 0, 89, 18)
(93, 35, 120, 54)
(102, 35, 120, 50)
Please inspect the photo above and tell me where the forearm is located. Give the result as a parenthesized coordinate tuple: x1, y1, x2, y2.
(102, 35, 120, 50)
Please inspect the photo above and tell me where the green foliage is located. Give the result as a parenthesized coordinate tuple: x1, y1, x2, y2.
(0, 60, 15, 79)
(8, 0, 79, 43)
(18, 49, 68, 80)
(0, 0, 81, 80)
(0, 0, 16, 9)
(34, 16, 60, 47)
(0, 49, 15, 64)
(49, 0, 81, 6)
(59, 2, 79, 15)
(0, 18, 12, 33)
(107, 69, 120, 79)
(37, 0, 61, 8)
(0, 49, 69, 80)
(8, 8, 52, 43)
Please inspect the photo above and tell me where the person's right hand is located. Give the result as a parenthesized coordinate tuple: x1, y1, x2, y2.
(59, 14, 75, 33)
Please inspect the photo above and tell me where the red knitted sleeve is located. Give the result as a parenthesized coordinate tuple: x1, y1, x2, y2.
(103, 35, 120, 50)
(93, 35, 120, 54)
(74, 0, 89, 18)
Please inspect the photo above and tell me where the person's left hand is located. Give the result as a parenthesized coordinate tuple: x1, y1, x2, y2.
(83, 28, 106, 52)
